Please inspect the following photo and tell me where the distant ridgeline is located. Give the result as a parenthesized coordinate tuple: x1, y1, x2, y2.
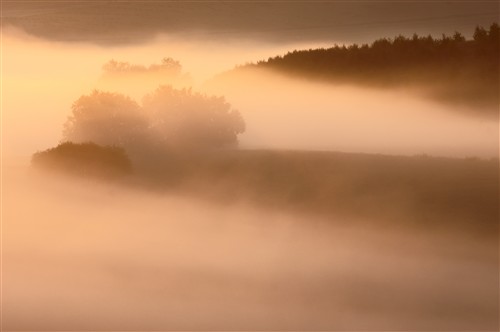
(243, 24, 500, 112)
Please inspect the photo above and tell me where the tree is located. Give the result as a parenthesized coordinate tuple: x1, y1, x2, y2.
(153, 57, 183, 76)
(489, 23, 499, 41)
(102, 57, 183, 77)
(473, 26, 488, 42)
(143, 86, 245, 149)
(62, 87, 245, 153)
(62, 90, 149, 149)
(452, 31, 465, 42)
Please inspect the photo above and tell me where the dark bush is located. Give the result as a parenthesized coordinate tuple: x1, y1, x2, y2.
(32, 142, 133, 178)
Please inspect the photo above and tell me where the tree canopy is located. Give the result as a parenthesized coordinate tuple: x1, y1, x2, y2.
(252, 24, 499, 75)
(62, 86, 245, 153)
(143, 86, 245, 149)
(241, 23, 499, 111)
(102, 57, 183, 77)
(63, 90, 149, 148)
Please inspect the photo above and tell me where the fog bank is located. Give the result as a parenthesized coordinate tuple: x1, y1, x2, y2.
(3, 167, 498, 330)
(206, 70, 498, 158)
(4, 30, 498, 160)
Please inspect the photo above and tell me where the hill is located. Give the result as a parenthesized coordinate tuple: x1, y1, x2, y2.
(229, 24, 499, 113)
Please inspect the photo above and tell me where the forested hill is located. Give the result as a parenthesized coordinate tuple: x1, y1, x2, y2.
(239, 24, 500, 112)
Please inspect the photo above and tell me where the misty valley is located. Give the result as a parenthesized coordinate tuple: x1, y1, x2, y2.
(2, 8, 499, 331)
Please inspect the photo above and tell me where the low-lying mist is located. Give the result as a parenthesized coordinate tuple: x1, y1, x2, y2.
(205, 69, 498, 158)
(5, 29, 497, 161)
(1, 29, 329, 160)
(3, 166, 498, 330)
(3, 8, 499, 331)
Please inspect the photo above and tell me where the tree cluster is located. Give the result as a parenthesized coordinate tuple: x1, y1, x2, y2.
(102, 57, 183, 77)
(62, 86, 245, 153)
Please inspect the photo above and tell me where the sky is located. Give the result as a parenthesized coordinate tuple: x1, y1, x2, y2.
(2, 1, 499, 45)
(1, 1, 498, 159)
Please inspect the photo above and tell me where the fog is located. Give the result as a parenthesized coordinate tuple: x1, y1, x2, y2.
(3, 30, 498, 161)
(205, 69, 498, 158)
(2, 29, 331, 160)
(3, 167, 498, 330)
(2, 19, 499, 330)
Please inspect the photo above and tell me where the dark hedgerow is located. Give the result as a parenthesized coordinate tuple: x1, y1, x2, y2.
(32, 142, 133, 178)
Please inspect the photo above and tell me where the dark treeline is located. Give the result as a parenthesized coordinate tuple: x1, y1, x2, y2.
(102, 57, 183, 76)
(244, 24, 499, 112)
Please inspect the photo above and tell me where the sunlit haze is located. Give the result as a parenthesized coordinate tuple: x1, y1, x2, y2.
(2, 2, 498, 330)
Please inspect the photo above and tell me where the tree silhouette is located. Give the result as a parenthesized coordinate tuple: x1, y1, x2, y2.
(62, 90, 149, 149)
(32, 142, 133, 178)
(243, 24, 499, 110)
(62, 87, 245, 153)
(102, 57, 183, 77)
(143, 85, 245, 149)
(473, 26, 488, 42)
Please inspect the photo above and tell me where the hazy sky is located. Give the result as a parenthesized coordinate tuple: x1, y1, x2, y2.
(2, 1, 498, 45)
(2, 1, 498, 160)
